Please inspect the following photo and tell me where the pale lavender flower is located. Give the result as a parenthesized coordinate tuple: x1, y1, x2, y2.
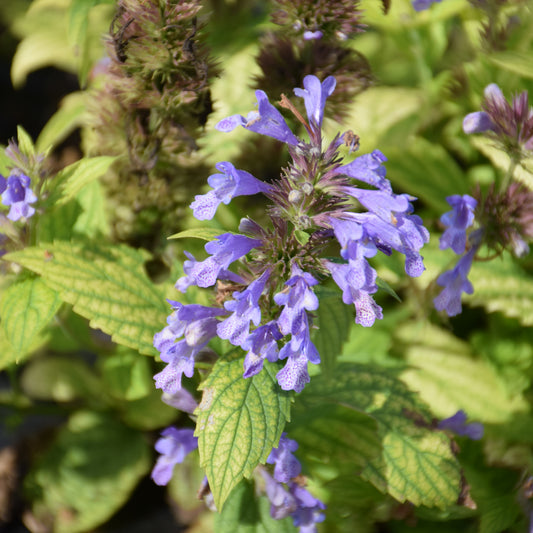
(151, 427, 198, 486)
(216, 91, 299, 146)
(440, 195, 477, 254)
(267, 433, 302, 483)
(242, 321, 283, 378)
(333, 149, 391, 192)
(190, 161, 271, 220)
(289, 483, 327, 533)
(303, 30, 323, 40)
(217, 269, 271, 346)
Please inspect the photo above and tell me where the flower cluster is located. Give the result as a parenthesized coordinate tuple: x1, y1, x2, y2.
(262, 433, 326, 532)
(154, 75, 429, 394)
(435, 84, 533, 316)
(463, 83, 533, 160)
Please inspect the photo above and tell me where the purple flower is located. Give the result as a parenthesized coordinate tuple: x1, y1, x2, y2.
(161, 388, 198, 414)
(267, 433, 302, 483)
(216, 91, 299, 146)
(176, 251, 245, 293)
(261, 470, 297, 520)
(412, 0, 442, 11)
(178, 234, 262, 289)
(289, 483, 327, 533)
(217, 269, 271, 346)
(325, 260, 382, 327)
(434, 245, 477, 317)
(462, 111, 496, 135)
(438, 410, 484, 440)
(334, 149, 391, 192)
(190, 162, 271, 220)
(0, 173, 37, 221)
(242, 321, 282, 378)
(294, 75, 336, 128)
(274, 265, 319, 336)
(302, 30, 323, 40)
(151, 427, 198, 486)
(153, 303, 227, 394)
(439, 195, 477, 255)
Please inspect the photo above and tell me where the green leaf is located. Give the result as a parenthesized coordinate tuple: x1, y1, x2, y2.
(384, 137, 469, 213)
(215, 480, 295, 533)
(290, 403, 381, 470)
(195, 358, 291, 510)
(488, 51, 533, 79)
(99, 348, 153, 401)
(20, 355, 103, 402)
(397, 322, 528, 422)
(119, 386, 178, 430)
(376, 276, 401, 302)
(300, 363, 461, 508)
(294, 229, 310, 246)
(74, 180, 111, 237)
(168, 227, 228, 241)
(47, 156, 117, 206)
(25, 411, 150, 533)
(0, 326, 49, 371)
(467, 253, 533, 326)
(36, 200, 83, 242)
(17, 125, 35, 156)
(36, 91, 86, 152)
(1, 277, 62, 357)
(313, 287, 353, 376)
(5, 241, 168, 355)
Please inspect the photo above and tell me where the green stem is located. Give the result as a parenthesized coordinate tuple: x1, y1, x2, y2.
(500, 157, 518, 193)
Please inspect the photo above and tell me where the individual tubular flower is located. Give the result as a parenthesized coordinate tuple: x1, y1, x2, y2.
(289, 483, 327, 533)
(242, 321, 283, 378)
(216, 90, 300, 146)
(438, 410, 484, 440)
(267, 433, 302, 483)
(439, 195, 478, 254)
(190, 162, 272, 221)
(0, 173, 37, 221)
(151, 427, 198, 486)
(434, 245, 478, 317)
(293, 75, 336, 128)
(463, 84, 533, 158)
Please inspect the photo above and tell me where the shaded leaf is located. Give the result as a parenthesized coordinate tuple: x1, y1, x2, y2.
(5, 241, 168, 355)
(168, 227, 230, 241)
(195, 358, 291, 510)
(215, 479, 294, 533)
(25, 411, 150, 533)
(300, 363, 461, 508)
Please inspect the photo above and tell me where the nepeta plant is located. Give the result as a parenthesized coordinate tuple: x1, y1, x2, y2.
(434, 84, 533, 316)
(154, 74, 429, 395)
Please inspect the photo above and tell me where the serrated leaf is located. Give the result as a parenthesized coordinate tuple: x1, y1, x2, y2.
(215, 480, 295, 533)
(488, 51, 533, 79)
(376, 276, 401, 302)
(313, 287, 352, 376)
(25, 411, 150, 533)
(195, 358, 291, 510)
(48, 156, 116, 206)
(290, 403, 381, 470)
(168, 227, 229, 241)
(17, 125, 35, 156)
(467, 253, 533, 326)
(300, 363, 461, 508)
(0, 326, 49, 371)
(397, 322, 528, 422)
(36, 91, 86, 152)
(74, 180, 110, 237)
(1, 277, 62, 357)
(5, 241, 168, 355)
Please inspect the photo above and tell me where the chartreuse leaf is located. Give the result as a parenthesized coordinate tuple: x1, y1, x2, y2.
(466, 253, 533, 326)
(4, 241, 168, 355)
(17, 125, 35, 156)
(397, 322, 528, 422)
(46, 156, 117, 206)
(300, 363, 461, 508)
(1, 277, 62, 358)
(215, 479, 294, 533)
(195, 358, 291, 510)
(290, 403, 381, 470)
(0, 327, 49, 372)
(168, 227, 229, 241)
(36, 91, 86, 153)
(488, 51, 533, 79)
(25, 411, 150, 533)
(313, 287, 353, 376)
